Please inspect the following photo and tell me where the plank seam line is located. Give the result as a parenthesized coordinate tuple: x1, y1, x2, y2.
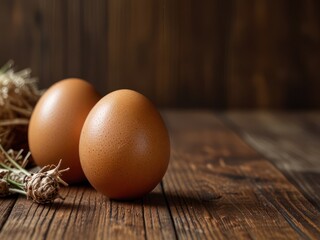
(173, 171, 194, 236)
(0, 198, 18, 232)
(174, 166, 207, 238)
(258, 187, 309, 239)
(42, 194, 64, 240)
(60, 188, 81, 238)
(166, 169, 189, 238)
(71, 188, 85, 236)
(141, 198, 148, 240)
(217, 113, 320, 212)
(29, 204, 47, 239)
(217, 113, 320, 238)
(160, 181, 179, 240)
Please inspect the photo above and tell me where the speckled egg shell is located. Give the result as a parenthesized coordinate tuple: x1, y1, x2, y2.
(28, 78, 101, 183)
(79, 89, 170, 199)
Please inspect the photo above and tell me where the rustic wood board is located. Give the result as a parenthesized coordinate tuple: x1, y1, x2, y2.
(0, 111, 319, 239)
(222, 111, 320, 210)
(1, 1, 320, 108)
(162, 111, 320, 239)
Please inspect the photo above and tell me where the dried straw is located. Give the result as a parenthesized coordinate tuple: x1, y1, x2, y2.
(0, 60, 42, 150)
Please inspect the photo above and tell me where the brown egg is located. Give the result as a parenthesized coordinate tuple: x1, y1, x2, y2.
(79, 89, 170, 199)
(28, 78, 101, 183)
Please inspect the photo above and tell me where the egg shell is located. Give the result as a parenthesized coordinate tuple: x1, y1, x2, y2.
(28, 78, 101, 183)
(79, 89, 170, 199)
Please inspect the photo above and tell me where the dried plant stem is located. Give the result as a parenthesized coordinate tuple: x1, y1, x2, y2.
(0, 144, 30, 176)
(9, 188, 27, 195)
(7, 178, 24, 190)
(9, 105, 32, 116)
(0, 119, 29, 126)
(0, 163, 11, 170)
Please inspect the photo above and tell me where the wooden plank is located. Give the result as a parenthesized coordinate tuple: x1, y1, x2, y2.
(157, 0, 232, 108)
(0, 0, 42, 78)
(0, 198, 17, 231)
(0, 1, 13, 66)
(161, 111, 320, 239)
(297, 1, 320, 108)
(82, 0, 108, 94)
(222, 111, 320, 211)
(0, 184, 176, 239)
(106, 0, 161, 101)
(1, 1, 320, 108)
(1, 111, 320, 239)
(66, 0, 83, 79)
(38, 0, 67, 87)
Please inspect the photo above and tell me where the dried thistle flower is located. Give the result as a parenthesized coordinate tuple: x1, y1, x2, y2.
(0, 144, 69, 204)
(0, 60, 42, 150)
(24, 160, 69, 204)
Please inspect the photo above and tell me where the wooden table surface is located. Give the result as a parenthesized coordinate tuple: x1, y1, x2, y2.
(0, 111, 319, 239)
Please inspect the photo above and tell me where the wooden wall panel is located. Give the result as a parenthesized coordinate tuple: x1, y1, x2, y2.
(0, 0, 319, 109)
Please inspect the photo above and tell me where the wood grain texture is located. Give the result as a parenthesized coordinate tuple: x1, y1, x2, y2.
(0, 197, 17, 231)
(162, 111, 320, 239)
(222, 112, 320, 211)
(0, 111, 319, 239)
(0, 0, 319, 108)
(0, 185, 176, 240)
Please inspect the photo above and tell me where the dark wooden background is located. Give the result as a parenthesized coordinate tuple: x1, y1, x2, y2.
(0, 0, 319, 109)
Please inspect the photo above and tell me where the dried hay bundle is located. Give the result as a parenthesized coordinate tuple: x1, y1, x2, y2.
(0, 60, 42, 150)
